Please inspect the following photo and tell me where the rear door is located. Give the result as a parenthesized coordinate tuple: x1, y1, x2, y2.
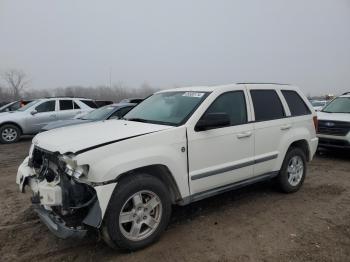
(248, 87, 292, 176)
(187, 89, 254, 194)
(58, 99, 82, 120)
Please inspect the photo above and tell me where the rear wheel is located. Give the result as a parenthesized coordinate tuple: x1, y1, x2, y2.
(277, 147, 306, 193)
(103, 174, 172, 251)
(0, 124, 21, 144)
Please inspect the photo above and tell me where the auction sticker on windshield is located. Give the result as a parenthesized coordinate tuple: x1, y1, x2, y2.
(182, 92, 205, 98)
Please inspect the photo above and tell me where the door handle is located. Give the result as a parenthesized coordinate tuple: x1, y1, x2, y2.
(237, 131, 252, 139)
(49, 114, 56, 118)
(280, 124, 291, 130)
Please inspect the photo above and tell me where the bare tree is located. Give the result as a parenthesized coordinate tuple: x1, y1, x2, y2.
(1, 69, 30, 100)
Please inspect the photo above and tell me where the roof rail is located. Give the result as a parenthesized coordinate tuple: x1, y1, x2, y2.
(236, 83, 290, 85)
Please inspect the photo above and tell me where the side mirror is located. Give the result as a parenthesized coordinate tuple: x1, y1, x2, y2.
(195, 112, 230, 131)
(30, 110, 38, 115)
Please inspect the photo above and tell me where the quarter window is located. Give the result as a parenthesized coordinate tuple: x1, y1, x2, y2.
(205, 91, 247, 126)
(59, 100, 74, 110)
(73, 102, 80, 109)
(35, 101, 56, 113)
(281, 90, 311, 116)
(250, 90, 285, 121)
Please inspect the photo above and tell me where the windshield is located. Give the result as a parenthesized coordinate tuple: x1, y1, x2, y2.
(81, 105, 117, 120)
(17, 100, 40, 111)
(322, 97, 350, 113)
(0, 102, 13, 111)
(124, 91, 208, 126)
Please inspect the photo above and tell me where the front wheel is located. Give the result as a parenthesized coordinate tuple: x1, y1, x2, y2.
(103, 174, 172, 251)
(0, 124, 21, 144)
(277, 147, 307, 193)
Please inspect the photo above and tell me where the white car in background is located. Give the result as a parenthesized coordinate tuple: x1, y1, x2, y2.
(310, 100, 328, 111)
(0, 97, 97, 143)
(317, 93, 350, 149)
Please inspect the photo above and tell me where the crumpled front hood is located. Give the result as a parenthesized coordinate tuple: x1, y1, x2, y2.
(317, 111, 350, 122)
(33, 120, 173, 154)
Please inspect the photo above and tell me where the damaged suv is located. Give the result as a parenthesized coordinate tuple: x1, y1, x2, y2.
(17, 84, 318, 250)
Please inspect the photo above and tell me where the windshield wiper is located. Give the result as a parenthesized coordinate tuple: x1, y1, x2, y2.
(125, 118, 149, 123)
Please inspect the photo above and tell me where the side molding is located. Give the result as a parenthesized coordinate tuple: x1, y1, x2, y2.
(191, 154, 278, 180)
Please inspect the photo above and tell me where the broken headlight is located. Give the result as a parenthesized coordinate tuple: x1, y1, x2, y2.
(58, 154, 89, 179)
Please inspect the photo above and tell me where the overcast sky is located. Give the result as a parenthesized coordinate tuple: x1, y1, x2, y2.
(0, 0, 349, 95)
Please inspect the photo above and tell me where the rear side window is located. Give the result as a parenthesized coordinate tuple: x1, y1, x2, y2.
(205, 91, 247, 126)
(80, 100, 98, 108)
(59, 100, 73, 110)
(250, 90, 285, 121)
(282, 90, 311, 116)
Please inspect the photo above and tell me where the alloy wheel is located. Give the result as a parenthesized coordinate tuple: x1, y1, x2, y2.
(1, 127, 18, 142)
(287, 155, 304, 186)
(119, 190, 162, 241)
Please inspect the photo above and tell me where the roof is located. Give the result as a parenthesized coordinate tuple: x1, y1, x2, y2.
(157, 83, 296, 93)
(43, 97, 93, 100)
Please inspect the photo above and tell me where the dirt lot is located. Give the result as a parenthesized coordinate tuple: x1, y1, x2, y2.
(0, 139, 349, 262)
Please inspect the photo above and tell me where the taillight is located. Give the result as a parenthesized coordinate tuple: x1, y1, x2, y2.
(313, 115, 318, 132)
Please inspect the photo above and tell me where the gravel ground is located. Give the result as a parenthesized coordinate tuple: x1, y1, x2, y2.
(0, 139, 349, 262)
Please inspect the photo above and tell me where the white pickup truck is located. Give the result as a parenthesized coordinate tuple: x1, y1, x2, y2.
(17, 83, 318, 250)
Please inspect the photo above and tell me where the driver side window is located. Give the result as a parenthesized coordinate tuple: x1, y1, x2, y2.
(35, 101, 56, 113)
(205, 91, 247, 126)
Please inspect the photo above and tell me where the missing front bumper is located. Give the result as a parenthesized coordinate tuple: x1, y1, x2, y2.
(33, 205, 87, 239)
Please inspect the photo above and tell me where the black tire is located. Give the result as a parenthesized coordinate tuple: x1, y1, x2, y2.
(277, 147, 307, 193)
(0, 124, 21, 144)
(103, 174, 172, 251)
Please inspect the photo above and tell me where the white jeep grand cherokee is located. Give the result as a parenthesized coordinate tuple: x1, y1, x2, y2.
(17, 83, 318, 250)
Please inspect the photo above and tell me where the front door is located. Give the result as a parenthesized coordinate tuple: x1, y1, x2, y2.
(187, 90, 254, 195)
(30, 100, 58, 133)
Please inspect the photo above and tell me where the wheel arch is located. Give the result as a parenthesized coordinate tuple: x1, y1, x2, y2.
(0, 121, 24, 135)
(115, 164, 183, 204)
(287, 139, 310, 161)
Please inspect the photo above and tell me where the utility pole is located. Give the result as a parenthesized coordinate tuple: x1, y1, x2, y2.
(109, 67, 112, 89)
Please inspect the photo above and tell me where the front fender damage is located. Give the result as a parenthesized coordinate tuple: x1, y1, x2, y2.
(82, 182, 117, 228)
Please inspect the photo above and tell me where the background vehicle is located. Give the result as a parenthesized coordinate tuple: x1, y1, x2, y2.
(94, 100, 114, 108)
(17, 83, 318, 251)
(310, 100, 328, 111)
(41, 103, 136, 131)
(0, 100, 34, 113)
(120, 98, 144, 104)
(0, 97, 96, 143)
(317, 93, 350, 149)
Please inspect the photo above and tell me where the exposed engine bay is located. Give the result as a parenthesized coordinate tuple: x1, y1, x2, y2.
(21, 146, 101, 236)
